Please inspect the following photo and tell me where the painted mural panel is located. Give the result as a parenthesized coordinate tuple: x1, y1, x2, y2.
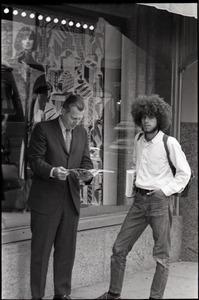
(1, 14, 106, 209)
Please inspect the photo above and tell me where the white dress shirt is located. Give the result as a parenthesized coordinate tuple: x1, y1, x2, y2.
(132, 130, 191, 196)
(58, 116, 72, 144)
(50, 117, 72, 178)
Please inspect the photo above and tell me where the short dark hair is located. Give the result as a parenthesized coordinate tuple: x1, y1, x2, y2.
(63, 94, 85, 112)
(131, 94, 172, 131)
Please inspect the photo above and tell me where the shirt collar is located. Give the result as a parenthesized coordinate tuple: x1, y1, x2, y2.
(58, 116, 70, 132)
(143, 130, 164, 144)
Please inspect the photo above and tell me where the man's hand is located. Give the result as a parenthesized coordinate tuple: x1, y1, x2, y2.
(71, 170, 80, 179)
(53, 166, 70, 181)
(146, 189, 165, 197)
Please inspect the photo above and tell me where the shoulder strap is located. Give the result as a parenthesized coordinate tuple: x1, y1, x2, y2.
(163, 134, 176, 175)
(137, 132, 144, 141)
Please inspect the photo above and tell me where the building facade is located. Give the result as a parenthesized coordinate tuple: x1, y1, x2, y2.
(1, 3, 198, 299)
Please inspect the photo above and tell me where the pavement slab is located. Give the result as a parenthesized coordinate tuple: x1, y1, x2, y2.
(45, 261, 198, 299)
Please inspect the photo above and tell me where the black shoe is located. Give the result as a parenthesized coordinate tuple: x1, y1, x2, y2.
(96, 292, 121, 299)
(53, 295, 71, 299)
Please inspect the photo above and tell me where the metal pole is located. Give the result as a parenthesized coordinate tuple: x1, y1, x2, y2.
(171, 15, 182, 216)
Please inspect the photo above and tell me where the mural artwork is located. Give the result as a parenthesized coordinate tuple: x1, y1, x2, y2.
(1, 16, 105, 210)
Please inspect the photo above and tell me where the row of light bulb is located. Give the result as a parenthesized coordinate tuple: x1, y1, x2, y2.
(3, 7, 95, 30)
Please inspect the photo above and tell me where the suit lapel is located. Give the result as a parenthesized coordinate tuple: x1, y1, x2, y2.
(51, 119, 81, 155)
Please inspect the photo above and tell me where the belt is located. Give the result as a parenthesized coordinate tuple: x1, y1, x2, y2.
(136, 187, 153, 195)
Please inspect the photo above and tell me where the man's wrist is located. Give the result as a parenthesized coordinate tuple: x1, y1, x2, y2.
(50, 167, 55, 178)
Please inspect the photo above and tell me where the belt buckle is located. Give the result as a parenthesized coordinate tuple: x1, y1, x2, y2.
(142, 189, 148, 195)
(138, 188, 149, 195)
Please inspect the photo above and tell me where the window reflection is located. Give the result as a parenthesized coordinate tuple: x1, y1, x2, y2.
(1, 11, 123, 210)
(1, 5, 174, 213)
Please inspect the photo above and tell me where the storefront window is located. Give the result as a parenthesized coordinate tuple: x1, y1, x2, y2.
(1, 6, 124, 211)
(2, 4, 175, 218)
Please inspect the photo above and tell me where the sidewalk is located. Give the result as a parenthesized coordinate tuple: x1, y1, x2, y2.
(67, 261, 198, 299)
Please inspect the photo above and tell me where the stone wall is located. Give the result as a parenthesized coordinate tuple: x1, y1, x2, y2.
(2, 216, 182, 299)
(180, 123, 198, 261)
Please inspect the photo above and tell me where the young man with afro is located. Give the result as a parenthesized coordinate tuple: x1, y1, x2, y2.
(97, 94, 191, 299)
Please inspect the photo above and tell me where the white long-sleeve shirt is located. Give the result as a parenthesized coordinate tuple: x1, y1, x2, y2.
(132, 130, 191, 196)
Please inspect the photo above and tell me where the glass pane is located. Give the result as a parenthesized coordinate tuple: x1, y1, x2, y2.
(1, 8, 123, 210)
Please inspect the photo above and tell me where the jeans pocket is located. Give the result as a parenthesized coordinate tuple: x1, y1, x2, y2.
(148, 195, 169, 216)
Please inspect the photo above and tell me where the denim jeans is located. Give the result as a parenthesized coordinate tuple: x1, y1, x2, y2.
(109, 191, 173, 299)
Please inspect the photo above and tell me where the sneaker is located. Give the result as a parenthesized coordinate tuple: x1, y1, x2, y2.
(96, 292, 121, 299)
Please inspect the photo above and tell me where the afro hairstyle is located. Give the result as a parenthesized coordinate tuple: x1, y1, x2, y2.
(131, 94, 172, 132)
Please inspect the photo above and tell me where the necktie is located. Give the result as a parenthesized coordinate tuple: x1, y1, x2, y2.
(65, 129, 72, 153)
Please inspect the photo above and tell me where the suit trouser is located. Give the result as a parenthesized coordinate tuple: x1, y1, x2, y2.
(30, 195, 79, 298)
(109, 192, 173, 299)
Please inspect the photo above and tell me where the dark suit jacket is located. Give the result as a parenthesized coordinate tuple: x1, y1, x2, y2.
(28, 117, 93, 215)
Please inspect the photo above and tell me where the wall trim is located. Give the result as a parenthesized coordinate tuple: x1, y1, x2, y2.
(2, 211, 128, 244)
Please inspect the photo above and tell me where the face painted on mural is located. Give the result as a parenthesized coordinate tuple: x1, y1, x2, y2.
(21, 36, 34, 52)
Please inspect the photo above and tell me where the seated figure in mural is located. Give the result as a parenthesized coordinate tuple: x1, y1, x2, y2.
(96, 94, 191, 300)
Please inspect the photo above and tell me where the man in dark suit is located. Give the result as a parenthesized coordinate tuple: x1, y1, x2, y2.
(28, 94, 93, 300)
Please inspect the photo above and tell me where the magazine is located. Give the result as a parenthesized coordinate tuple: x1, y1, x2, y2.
(69, 168, 114, 176)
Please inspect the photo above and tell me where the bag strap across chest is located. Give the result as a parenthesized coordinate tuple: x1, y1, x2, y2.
(163, 134, 176, 175)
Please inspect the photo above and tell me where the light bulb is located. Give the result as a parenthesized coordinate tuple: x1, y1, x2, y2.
(76, 22, 81, 28)
(21, 11, 27, 17)
(13, 9, 18, 15)
(4, 8, 9, 14)
(46, 16, 51, 22)
(89, 25, 94, 30)
(38, 15, 43, 20)
(30, 13, 35, 19)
